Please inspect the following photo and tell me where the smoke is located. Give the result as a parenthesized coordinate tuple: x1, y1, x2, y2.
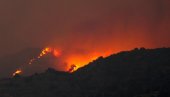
(0, 0, 169, 77)
(0, 0, 169, 55)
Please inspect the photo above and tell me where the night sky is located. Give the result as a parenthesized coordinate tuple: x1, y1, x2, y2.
(0, 0, 170, 77)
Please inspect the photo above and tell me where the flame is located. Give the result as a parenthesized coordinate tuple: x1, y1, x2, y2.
(37, 47, 53, 59)
(12, 46, 111, 76)
(65, 52, 110, 72)
(13, 69, 22, 76)
(28, 47, 60, 65)
(28, 47, 52, 65)
(12, 47, 60, 76)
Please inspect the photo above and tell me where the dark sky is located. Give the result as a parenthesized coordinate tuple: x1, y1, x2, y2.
(0, 0, 170, 77)
(0, 0, 170, 57)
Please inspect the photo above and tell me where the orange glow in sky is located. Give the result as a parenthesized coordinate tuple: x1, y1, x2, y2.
(53, 49, 61, 57)
(64, 51, 111, 72)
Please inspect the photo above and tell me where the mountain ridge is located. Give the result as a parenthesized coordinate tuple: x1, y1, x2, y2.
(0, 47, 170, 97)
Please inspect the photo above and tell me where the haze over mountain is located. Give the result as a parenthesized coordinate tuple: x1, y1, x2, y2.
(0, 0, 169, 75)
(0, 48, 170, 97)
(0, 0, 170, 58)
(0, 0, 169, 96)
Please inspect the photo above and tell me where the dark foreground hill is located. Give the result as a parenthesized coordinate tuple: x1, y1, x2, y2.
(0, 48, 170, 97)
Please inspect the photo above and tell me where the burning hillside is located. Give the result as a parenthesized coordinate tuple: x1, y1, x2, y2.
(12, 47, 111, 77)
(12, 47, 61, 76)
(1, 48, 170, 97)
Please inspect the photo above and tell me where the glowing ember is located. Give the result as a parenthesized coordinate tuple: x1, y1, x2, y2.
(13, 69, 22, 76)
(28, 47, 59, 65)
(12, 47, 57, 76)
(37, 47, 52, 59)
(29, 58, 35, 65)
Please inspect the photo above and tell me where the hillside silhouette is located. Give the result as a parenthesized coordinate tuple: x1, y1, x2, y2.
(0, 48, 170, 97)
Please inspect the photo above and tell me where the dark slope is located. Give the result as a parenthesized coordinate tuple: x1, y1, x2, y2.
(0, 48, 170, 97)
(72, 48, 170, 97)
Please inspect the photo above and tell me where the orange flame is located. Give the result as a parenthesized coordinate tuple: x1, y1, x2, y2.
(12, 46, 110, 76)
(65, 51, 110, 72)
(28, 47, 60, 65)
(12, 69, 22, 76)
(12, 47, 58, 77)
(37, 47, 52, 59)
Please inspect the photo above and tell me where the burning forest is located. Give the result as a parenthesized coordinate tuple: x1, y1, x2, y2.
(0, 0, 169, 96)
(11, 47, 111, 77)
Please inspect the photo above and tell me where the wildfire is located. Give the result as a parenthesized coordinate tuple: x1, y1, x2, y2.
(12, 47, 61, 77)
(38, 47, 53, 58)
(28, 47, 61, 65)
(27, 47, 53, 65)
(13, 69, 22, 76)
(65, 52, 110, 72)
(12, 46, 111, 76)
